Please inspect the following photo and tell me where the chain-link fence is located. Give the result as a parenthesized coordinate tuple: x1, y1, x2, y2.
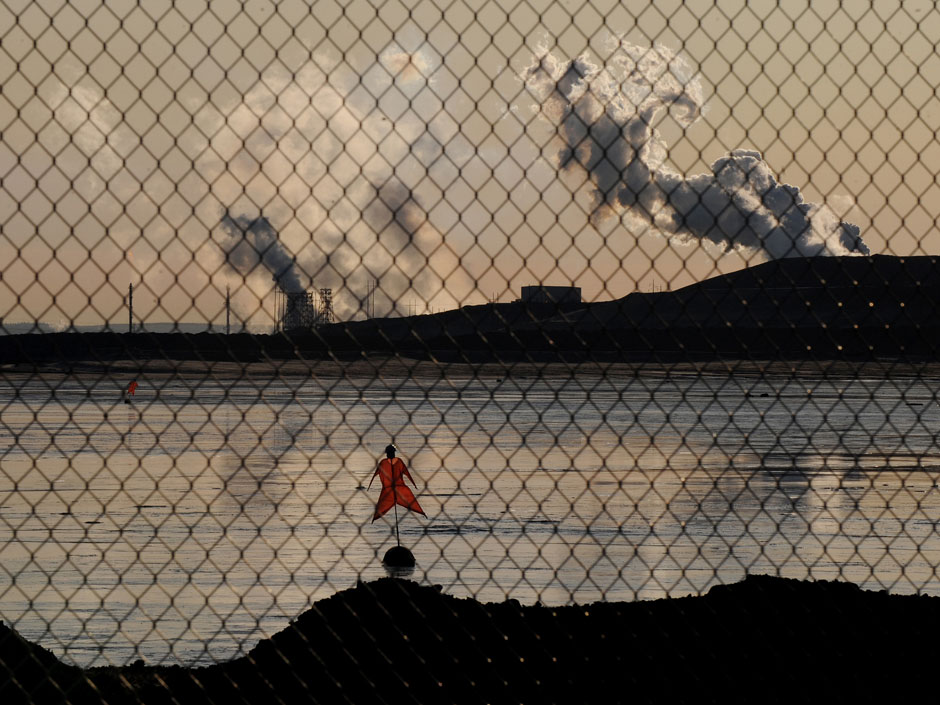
(3, 0, 940, 690)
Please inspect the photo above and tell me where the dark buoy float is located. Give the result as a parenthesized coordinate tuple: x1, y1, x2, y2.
(383, 545, 415, 567)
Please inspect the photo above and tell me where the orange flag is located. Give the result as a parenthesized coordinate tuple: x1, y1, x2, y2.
(127, 381, 138, 396)
(369, 457, 426, 522)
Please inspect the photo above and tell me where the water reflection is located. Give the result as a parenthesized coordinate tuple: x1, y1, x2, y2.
(3, 369, 940, 666)
(383, 563, 417, 580)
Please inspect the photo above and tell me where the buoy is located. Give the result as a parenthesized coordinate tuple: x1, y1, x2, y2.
(370, 443, 425, 570)
(383, 545, 415, 567)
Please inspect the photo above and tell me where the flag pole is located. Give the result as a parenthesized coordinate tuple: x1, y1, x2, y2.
(392, 472, 401, 547)
(393, 501, 400, 547)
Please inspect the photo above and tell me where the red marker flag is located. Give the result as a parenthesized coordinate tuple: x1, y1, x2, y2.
(369, 457, 426, 522)
(127, 381, 138, 396)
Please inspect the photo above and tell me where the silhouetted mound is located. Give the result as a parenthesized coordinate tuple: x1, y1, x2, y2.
(575, 253, 940, 331)
(6, 255, 940, 363)
(4, 574, 940, 703)
(0, 620, 88, 703)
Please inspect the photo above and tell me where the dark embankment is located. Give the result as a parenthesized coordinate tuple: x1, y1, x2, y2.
(3, 254, 940, 364)
(3, 574, 939, 704)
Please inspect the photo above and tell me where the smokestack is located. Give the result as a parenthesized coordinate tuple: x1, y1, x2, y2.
(281, 291, 317, 331)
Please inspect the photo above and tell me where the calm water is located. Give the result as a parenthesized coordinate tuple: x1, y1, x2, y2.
(2, 364, 940, 666)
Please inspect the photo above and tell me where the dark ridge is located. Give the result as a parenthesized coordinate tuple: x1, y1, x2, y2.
(3, 255, 940, 363)
(570, 253, 940, 330)
(4, 574, 940, 704)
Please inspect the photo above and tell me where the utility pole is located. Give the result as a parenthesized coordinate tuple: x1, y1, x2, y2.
(226, 285, 230, 335)
(367, 279, 377, 319)
(272, 276, 279, 333)
(128, 283, 133, 333)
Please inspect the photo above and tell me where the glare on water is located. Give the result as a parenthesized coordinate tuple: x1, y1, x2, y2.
(2, 364, 940, 666)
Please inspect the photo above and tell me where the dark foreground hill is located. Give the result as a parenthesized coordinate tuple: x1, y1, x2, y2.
(3, 574, 940, 704)
(3, 254, 940, 363)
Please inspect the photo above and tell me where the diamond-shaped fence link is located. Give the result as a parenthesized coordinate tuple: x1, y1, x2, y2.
(1, 0, 939, 687)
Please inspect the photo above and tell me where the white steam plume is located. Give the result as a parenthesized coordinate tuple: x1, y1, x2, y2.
(524, 41, 869, 258)
(212, 42, 465, 319)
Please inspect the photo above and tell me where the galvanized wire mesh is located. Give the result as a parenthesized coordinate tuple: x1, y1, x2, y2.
(2, 0, 940, 679)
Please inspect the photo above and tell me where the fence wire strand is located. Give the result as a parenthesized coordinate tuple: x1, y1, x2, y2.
(2, 0, 940, 686)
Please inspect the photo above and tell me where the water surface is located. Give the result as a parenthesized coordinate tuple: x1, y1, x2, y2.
(2, 363, 940, 665)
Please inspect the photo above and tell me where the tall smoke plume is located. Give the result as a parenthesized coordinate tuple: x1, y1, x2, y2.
(212, 41, 465, 320)
(220, 211, 307, 293)
(524, 42, 869, 258)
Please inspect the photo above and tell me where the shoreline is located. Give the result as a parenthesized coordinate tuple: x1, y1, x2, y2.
(5, 356, 940, 381)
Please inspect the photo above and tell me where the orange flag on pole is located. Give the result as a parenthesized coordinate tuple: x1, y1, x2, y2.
(369, 456, 426, 522)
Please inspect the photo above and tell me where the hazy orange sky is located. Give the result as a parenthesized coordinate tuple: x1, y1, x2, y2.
(1, 0, 937, 329)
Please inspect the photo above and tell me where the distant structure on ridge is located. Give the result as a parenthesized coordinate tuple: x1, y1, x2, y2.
(519, 285, 581, 305)
(274, 288, 334, 332)
(319, 288, 334, 324)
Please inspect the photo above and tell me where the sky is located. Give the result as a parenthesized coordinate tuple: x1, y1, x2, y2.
(1, 0, 939, 330)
